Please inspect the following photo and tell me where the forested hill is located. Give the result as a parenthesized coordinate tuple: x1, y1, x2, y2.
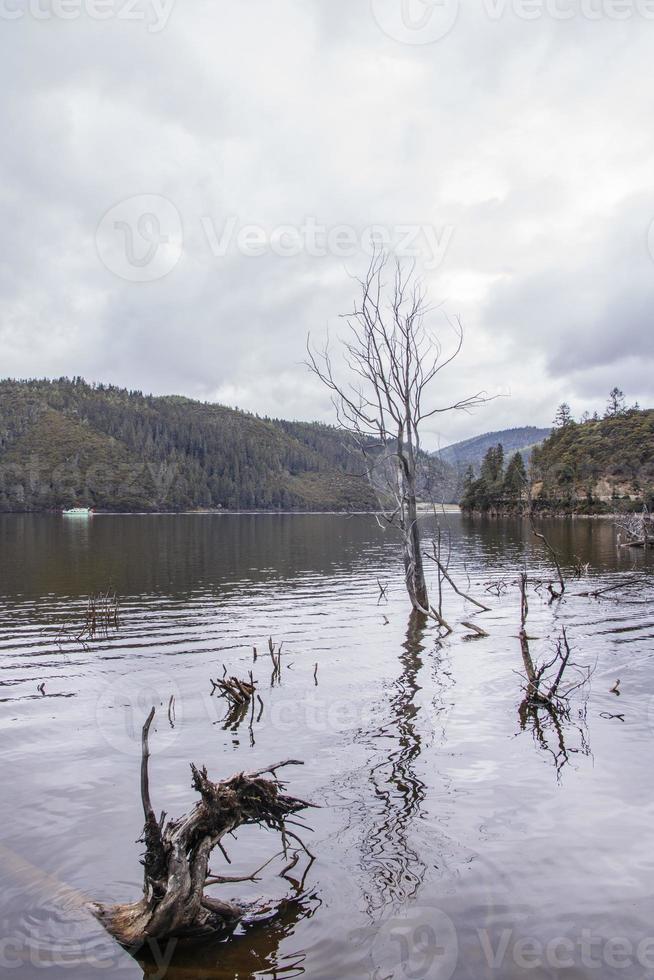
(531, 409, 654, 512)
(0, 378, 379, 512)
(439, 426, 551, 472)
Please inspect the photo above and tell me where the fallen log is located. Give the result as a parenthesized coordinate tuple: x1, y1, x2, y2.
(90, 708, 314, 952)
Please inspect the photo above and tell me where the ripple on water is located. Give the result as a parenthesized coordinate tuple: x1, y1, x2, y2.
(0, 514, 653, 979)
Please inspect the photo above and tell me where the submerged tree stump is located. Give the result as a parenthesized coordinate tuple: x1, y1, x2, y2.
(90, 709, 313, 950)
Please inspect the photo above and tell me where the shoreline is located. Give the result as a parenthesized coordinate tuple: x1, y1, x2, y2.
(0, 507, 632, 520)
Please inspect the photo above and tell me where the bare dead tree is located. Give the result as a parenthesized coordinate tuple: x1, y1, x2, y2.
(307, 250, 488, 614)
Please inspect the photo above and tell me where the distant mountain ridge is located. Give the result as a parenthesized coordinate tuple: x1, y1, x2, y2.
(437, 426, 552, 472)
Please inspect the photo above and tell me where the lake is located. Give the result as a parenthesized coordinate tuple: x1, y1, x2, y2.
(0, 513, 652, 979)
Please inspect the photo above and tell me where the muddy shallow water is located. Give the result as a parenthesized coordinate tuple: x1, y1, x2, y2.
(0, 513, 652, 979)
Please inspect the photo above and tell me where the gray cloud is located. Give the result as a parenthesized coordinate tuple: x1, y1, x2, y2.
(1, 1, 653, 447)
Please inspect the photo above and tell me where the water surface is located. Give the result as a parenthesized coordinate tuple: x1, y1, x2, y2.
(0, 514, 652, 979)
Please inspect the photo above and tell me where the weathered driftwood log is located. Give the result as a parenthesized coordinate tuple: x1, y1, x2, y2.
(90, 709, 313, 950)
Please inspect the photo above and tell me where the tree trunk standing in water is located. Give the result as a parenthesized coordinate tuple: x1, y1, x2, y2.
(308, 250, 488, 615)
(405, 483, 429, 611)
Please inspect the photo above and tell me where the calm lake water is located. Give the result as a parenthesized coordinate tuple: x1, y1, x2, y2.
(0, 513, 653, 979)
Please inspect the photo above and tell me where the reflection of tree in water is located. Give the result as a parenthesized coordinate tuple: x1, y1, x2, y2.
(518, 698, 591, 779)
(137, 892, 317, 980)
(359, 611, 451, 917)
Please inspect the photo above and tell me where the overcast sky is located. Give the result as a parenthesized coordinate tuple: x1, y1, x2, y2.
(1, 0, 653, 447)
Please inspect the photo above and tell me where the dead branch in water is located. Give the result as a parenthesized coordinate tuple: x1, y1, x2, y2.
(576, 574, 649, 598)
(56, 590, 120, 650)
(461, 621, 489, 640)
(210, 674, 256, 707)
(517, 575, 591, 709)
(528, 515, 566, 599)
(268, 637, 283, 685)
(421, 524, 490, 639)
(615, 506, 653, 549)
(424, 543, 491, 613)
(515, 576, 593, 775)
(90, 710, 315, 951)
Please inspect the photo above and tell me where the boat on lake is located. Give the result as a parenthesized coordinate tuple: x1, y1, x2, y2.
(62, 507, 94, 517)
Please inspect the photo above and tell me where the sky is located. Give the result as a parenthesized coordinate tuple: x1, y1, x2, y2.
(1, 0, 653, 448)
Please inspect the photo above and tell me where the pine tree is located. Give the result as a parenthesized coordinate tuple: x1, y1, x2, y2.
(554, 403, 573, 428)
(605, 387, 626, 418)
(503, 451, 527, 502)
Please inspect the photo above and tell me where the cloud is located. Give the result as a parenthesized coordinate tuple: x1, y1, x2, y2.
(1, 1, 653, 446)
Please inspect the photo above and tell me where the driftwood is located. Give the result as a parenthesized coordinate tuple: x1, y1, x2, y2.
(615, 507, 653, 549)
(211, 674, 257, 707)
(90, 709, 314, 951)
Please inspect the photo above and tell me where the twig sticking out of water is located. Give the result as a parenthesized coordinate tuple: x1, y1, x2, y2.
(56, 591, 120, 650)
(529, 515, 566, 600)
(518, 576, 591, 710)
(269, 637, 283, 685)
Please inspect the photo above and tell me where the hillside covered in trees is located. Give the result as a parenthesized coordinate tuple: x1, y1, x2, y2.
(462, 396, 654, 514)
(531, 406, 654, 513)
(0, 378, 379, 512)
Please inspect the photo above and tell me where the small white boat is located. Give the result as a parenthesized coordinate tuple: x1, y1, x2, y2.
(62, 507, 94, 517)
